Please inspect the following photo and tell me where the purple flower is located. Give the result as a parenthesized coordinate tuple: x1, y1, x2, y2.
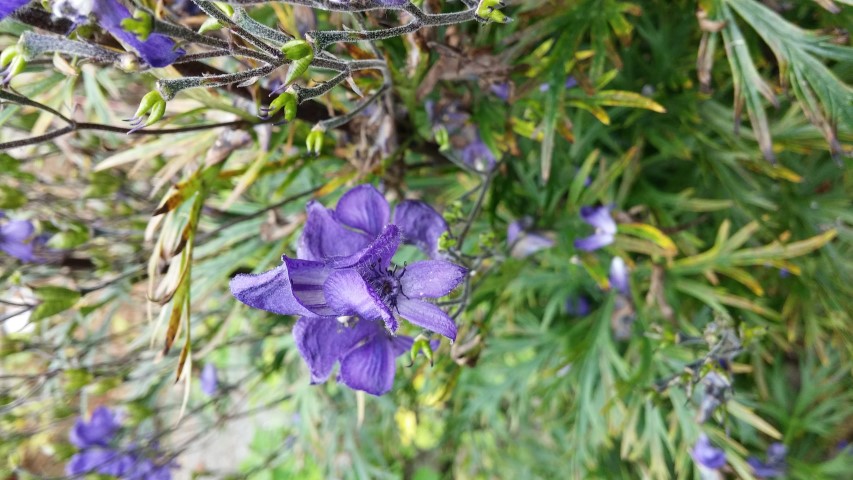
(231, 224, 465, 341)
(1, 216, 36, 262)
(565, 295, 591, 317)
(298, 184, 448, 261)
(609, 256, 630, 295)
(461, 137, 497, 172)
(69, 406, 121, 448)
(574, 205, 616, 252)
(200, 363, 218, 396)
(66, 447, 130, 476)
(539, 76, 578, 92)
(293, 316, 416, 396)
(0, 0, 29, 20)
(426, 100, 469, 134)
(691, 434, 727, 470)
(490, 82, 510, 101)
(748, 443, 787, 478)
(507, 217, 554, 258)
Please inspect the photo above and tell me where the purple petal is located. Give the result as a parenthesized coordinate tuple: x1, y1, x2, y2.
(292, 316, 376, 383)
(298, 201, 372, 261)
(229, 260, 330, 317)
(691, 434, 727, 470)
(66, 448, 120, 476)
(335, 185, 390, 237)
(565, 295, 592, 317)
(609, 256, 630, 295)
(200, 363, 218, 396)
(0, 0, 29, 20)
(395, 298, 456, 341)
(69, 406, 120, 448)
(573, 233, 614, 252)
(748, 458, 785, 478)
(0, 219, 34, 242)
(0, 240, 35, 262)
(392, 201, 448, 259)
(461, 139, 497, 171)
(329, 224, 402, 272)
(94, 0, 184, 67)
(323, 269, 395, 329)
(510, 232, 554, 258)
(338, 333, 397, 396)
(389, 335, 415, 357)
(490, 82, 510, 101)
(399, 260, 466, 299)
(579, 205, 616, 235)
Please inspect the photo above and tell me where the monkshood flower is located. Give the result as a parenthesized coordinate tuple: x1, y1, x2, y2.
(565, 295, 591, 317)
(294, 316, 417, 396)
(52, 0, 183, 67)
(748, 443, 787, 478)
(461, 136, 497, 172)
(691, 434, 727, 470)
(200, 363, 218, 396)
(574, 205, 616, 252)
(507, 217, 554, 258)
(232, 224, 465, 340)
(609, 256, 630, 295)
(298, 184, 449, 261)
(0, 214, 37, 262)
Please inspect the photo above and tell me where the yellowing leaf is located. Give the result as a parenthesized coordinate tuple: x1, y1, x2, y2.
(593, 90, 667, 113)
(617, 223, 678, 256)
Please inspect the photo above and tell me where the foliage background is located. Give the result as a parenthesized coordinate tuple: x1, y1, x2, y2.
(1, 0, 852, 479)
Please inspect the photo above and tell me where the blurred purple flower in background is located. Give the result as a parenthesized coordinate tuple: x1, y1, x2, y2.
(565, 295, 591, 317)
(691, 434, 727, 470)
(0, 214, 37, 262)
(574, 205, 616, 252)
(507, 217, 554, 258)
(67, 406, 176, 479)
(490, 82, 510, 101)
(609, 256, 630, 295)
(748, 443, 787, 478)
(200, 363, 218, 396)
(461, 136, 497, 172)
(540, 76, 579, 92)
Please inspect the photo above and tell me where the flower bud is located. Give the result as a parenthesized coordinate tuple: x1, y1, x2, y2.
(476, 0, 504, 16)
(284, 53, 314, 86)
(0, 46, 26, 85)
(261, 90, 298, 121)
(120, 10, 154, 41)
(280, 40, 312, 61)
(488, 9, 512, 23)
(198, 17, 223, 34)
(306, 126, 325, 155)
(434, 126, 450, 152)
(126, 90, 167, 133)
(410, 335, 435, 367)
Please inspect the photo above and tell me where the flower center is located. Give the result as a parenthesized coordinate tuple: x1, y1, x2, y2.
(365, 262, 406, 308)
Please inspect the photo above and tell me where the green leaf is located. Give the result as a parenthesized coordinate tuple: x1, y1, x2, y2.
(31, 286, 81, 321)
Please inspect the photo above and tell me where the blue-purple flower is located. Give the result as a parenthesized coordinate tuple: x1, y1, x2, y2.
(609, 256, 630, 295)
(691, 434, 727, 470)
(490, 82, 510, 101)
(574, 205, 616, 252)
(232, 224, 465, 340)
(748, 443, 787, 478)
(200, 363, 218, 396)
(293, 316, 417, 396)
(298, 185, 449, 261)
(1, 215, 37, 262)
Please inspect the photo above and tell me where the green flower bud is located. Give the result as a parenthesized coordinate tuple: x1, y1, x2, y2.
(281, 40, 313, 61)
(263, 90, 298, 121)
(434, 126, 451, 152)
(127, 90, 167, 133)
(306, 126, 325, 155)
(1, 45, 26, 84)
(477, 0, 504, 17)
(488, 9, 512, 23)
(285, 53, 314, 86)
(121, 10, 154, 41)
(410, 335, 435, 367)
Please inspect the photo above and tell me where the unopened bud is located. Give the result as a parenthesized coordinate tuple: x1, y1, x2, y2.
(306, 126, 325, 155)
(261, 90, 298, 121)
(127, 90, 167, 133)
(280, 40, 312, 61)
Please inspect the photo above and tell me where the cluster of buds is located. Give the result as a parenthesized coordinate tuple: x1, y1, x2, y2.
(305, 126, 325, 155)
(0, 45, 26, 85)
(126, 90, 167, 134)
(477, 0, 512, 24)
